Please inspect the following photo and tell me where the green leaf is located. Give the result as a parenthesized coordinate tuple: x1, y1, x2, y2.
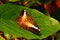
(0, 4, 60, 39)
(7, 0, 19, 2)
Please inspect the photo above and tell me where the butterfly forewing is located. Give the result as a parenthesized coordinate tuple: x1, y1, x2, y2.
(16, 10, 40, 34)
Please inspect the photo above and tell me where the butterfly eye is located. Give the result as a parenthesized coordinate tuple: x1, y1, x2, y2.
(16, 10, 40, 34)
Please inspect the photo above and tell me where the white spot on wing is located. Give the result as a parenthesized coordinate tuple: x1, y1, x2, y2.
(32, 25, 40, 31)
(22, 10, 27, 20)
(23, 10, 26, 17)
(32, 26, 38, 29)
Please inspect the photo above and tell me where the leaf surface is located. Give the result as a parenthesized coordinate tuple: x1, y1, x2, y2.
(0, 4, 60, 39)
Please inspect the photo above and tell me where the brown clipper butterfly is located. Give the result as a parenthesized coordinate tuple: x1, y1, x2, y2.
(16, 10, 40, 34)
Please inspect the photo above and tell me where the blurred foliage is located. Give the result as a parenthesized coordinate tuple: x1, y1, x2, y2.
(56, 30, 60, 40)
(54, 8, 60, 22)
(38, 0, 56, 4)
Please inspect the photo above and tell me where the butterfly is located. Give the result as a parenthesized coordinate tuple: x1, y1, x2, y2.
(16, 10, 40, 34)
